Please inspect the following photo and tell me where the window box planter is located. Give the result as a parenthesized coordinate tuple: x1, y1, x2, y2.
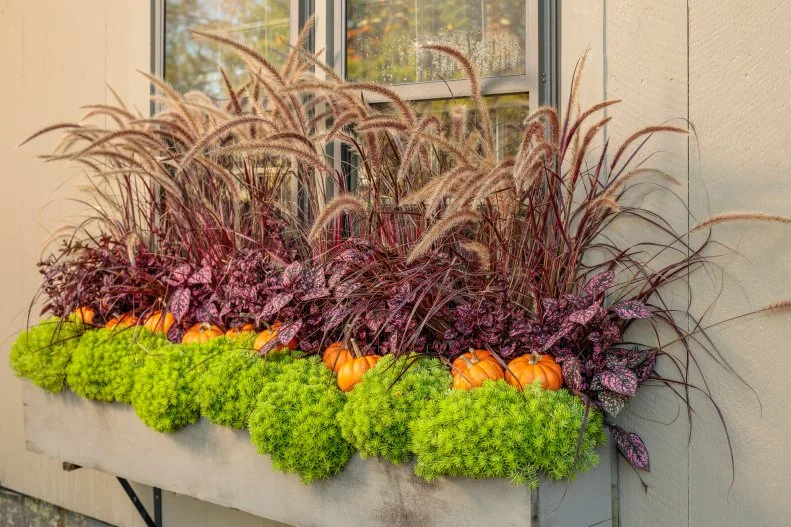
(22, 382, 615, 526)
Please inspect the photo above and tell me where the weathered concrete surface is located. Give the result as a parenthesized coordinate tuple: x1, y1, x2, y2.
(0, 486, 111, 527)
(22, 383, 614, 527)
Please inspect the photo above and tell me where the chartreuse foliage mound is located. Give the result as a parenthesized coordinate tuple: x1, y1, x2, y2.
(337, 355, 451, 464)
(131, 337, 233, 432)
(248, 356, 353, 483)
(195, 336, 297, 429)
(411, 380, 605, 487)
(9, 317, 84, 392)
(66, 327, 168, 403)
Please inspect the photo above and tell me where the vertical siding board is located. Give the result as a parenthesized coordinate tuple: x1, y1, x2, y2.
(604, 3, 691, 526)
(687, 1, 791, 526)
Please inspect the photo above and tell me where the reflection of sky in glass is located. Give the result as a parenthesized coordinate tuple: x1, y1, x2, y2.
(347, 1, 527, 84)
(165, 0, 290, 99)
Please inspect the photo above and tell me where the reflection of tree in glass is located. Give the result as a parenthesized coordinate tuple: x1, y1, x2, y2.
(347, 0, 526, 84)
(166, 0, 289, 99)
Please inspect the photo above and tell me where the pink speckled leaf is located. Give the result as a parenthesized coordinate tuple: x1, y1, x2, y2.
(600, 365, 638, 396)
(569, 304, 606, 325)
(188, 265, 213, 285)
(612, 426, 650, 471)
(611, 300, 651, 320)
(261, 292, 294, 318)
(169, 287, 191, 322)
(599, 390, 627, 417)
(584, 270, 614, 298)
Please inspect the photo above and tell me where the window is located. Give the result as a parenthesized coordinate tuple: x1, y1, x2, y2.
(346, 1, 528, 85)
(162, 0, 292, 99)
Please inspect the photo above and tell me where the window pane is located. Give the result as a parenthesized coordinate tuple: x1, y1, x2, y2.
(165, 0, 290, 99)
(346, 1, 526, 84)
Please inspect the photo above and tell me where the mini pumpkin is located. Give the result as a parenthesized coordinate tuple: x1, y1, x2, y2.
(322, 341, 353, 374)
(452, 349, 500, 374)
(105, 314, 139, 330)
(337, 355, 381, 392)
(142, 310, 175, 334)
(504, 352, 563, 391)
(181, 322, 224, 345)
(73, 306, 95, 325)
(254, 322, 298, 353)
(226, 323, 256, 340)
(452, 351, 504, 390)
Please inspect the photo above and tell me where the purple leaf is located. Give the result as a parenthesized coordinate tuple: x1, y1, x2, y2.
(169, 287, 191, 322)
(165, 263, 192, 285)
(611, 300, 651, 320)
(335, 279, 362, 297)
(542, 319, 575, 352)
(276, 320, 302, 344)
(328, 263, 350, 288)
(634, 351, 657, 382)
(584, 270, 614, 298)
(611, 426, 650, 471)
(336, 247, 363, 262)
(188, 265, 213, 285)
(281, 262, 302, 287)
(600, 365, 638, 396)
(599, 390, 627, 417)
(301, 287, 330, 302)
(323, 305, 346, 331)
(261, 292, 294, 318)
(167, 324, 184, 344)
(559, 356, 587, 391)
(569, 304, 606, 325)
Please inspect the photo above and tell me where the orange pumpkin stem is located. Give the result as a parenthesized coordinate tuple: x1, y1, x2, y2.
(529, 351, 543, 365)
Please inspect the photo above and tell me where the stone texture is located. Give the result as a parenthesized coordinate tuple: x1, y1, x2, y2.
(0, 487, 112, 527)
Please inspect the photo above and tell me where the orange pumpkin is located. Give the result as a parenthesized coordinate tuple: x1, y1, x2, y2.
(337, 355, 381, 392)
(452, 349, 500, 374)
(505, 352, 563, 391)
(105, 314, 139, 330)
(226, 323, 256, 340)
(322, 341, 353, 374)
(142, 310, 175, 334)
(452, 351, 504, 390)
(254, 322, 298, 353)
(73, 306, 95, 325)
(181, 322, 224, 345)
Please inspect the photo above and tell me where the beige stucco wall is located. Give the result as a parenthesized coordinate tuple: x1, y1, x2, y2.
(2, 1, 790, 526)
(565, 2, 791, 525)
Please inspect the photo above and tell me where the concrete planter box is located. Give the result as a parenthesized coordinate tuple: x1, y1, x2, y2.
(22, 382, 615, 527)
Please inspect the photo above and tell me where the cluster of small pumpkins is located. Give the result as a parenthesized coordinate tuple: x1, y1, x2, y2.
(451, 349, 563, 392)
(72, 307, 297, 353)
(73, 307, 563, 393)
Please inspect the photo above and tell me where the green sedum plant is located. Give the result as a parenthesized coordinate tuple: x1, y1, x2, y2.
(411, 380, 606, 487)
(9, 317, 84, 392)
(195, 336, 297, 429)
(248, 356, 354, 483)
(337, 355, 451, 464)
(130, 337, 232, 432)
(66, 327, 168, 403)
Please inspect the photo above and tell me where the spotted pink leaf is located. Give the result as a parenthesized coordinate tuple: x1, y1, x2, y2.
(559, 356, 586, 391)
(611, 300, 651, 320)
(569, 304, 606, 325)
(611, 426, 650, 471)
(584, 270, 614, 298)
(188, 265, 213, 285)
(600, 365, 638, 396)
(261, 292, 294, 318)
(169, 287, 191, 322)
(599, 390, 627, 417)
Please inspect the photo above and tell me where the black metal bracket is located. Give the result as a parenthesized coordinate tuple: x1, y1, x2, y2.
(117, 477, 163, 527)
